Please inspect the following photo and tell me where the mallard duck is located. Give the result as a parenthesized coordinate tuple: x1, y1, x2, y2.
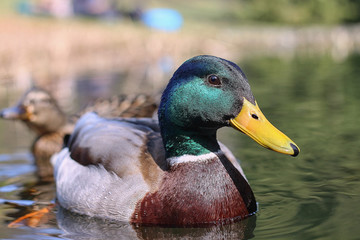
(0, 87, 157, 182)
(53, 55, 299, 226)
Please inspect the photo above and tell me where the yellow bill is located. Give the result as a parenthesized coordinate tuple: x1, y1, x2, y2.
(230, 98, 299, 156)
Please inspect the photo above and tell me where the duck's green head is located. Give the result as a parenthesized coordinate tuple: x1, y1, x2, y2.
(159, 55, 299, 158)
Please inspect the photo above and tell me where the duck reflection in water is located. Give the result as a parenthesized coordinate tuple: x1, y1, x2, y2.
(56, 205, 256, 240)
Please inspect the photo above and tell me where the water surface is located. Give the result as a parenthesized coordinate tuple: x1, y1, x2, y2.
(0, 54, 359, 239)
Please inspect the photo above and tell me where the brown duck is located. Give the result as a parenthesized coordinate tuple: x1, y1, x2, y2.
(0, 87, 158, 181)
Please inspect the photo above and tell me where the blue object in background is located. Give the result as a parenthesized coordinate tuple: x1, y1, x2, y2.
(141, 8, 183, 32)
(16, 0, 31, 15)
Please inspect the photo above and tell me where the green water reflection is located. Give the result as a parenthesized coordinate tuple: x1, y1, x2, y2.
(218, 54, 360, 239)
(0, 54, 359, 239)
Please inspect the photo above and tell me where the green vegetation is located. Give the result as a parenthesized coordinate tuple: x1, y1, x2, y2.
(1, 0, 360, 25)
(145, 0, 360, 25)
(231, 0, 359, 25)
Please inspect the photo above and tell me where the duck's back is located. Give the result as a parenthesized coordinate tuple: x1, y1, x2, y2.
(53, 113, 167, 221)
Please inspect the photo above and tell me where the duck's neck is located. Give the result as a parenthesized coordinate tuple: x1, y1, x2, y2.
(27, 110, 67, 135)
(162, 127, 221, 160)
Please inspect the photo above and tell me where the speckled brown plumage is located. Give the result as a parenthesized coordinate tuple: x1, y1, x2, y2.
(0, 87, 158, 181)
(75, 94, 158, 119)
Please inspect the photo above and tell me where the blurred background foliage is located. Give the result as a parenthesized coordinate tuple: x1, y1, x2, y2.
(230, 0, 360, 25)
(116, 0, 360, 25)
(113, 0, 359, 25)
(147, 0, 360, 25)
(2, 0, 360, 25)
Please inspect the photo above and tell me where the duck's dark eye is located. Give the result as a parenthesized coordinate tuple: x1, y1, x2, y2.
(207, 75, 221, 86)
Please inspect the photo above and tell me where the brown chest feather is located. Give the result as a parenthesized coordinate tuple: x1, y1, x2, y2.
(131, 157, 256, 226)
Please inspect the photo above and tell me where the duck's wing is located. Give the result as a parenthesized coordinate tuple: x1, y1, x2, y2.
(63, 112, 244, 181)
(52, 113, 167, 220)
(71, 94, 158, 123)
(66, 112, 167, 178)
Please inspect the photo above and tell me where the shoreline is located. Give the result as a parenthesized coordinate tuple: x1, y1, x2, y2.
(1, 16, 360, 90)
